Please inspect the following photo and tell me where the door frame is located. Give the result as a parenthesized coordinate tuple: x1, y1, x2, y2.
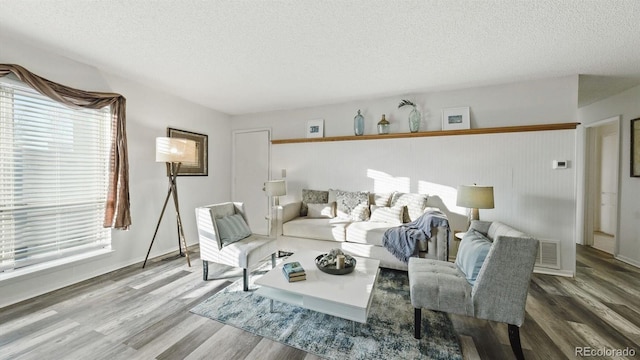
(580, 116, 621, 254)
(231, 128, 272, 233)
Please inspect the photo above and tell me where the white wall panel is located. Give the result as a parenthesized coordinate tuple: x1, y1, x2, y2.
(272, 130, 577, 274)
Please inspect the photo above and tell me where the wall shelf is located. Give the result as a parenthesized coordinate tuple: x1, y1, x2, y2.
(271, 122, 580, 145)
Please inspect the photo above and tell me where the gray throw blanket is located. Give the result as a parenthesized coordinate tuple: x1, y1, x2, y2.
(383, 209, 450, 263)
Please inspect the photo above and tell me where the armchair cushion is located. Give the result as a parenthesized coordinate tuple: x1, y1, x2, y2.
(216, 213, 252, 247)
(455, 230, 492, 285)
(409, 258, 473, 316)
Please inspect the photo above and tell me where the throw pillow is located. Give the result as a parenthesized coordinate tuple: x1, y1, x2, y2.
(372, 192, 392, 206)
(455, 229, 492, 285)
(307, 202, 336, 218)
(301, 189, 329, 216)
(390, 192, 428, 223)
(334, 190, 369, 219)
(216, 213, 252, 247)
(351, 203, 371, 221)
(369, 206, 403, 225)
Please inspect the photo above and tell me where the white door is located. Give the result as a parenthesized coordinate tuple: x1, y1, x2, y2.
(598, 132, 617, 235)
(232, 129, 270, 235)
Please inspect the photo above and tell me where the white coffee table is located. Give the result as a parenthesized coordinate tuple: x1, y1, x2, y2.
(255, 250, 380, 334)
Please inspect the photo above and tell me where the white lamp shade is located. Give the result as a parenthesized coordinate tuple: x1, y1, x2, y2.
(156, 137, 198, 164)
(456, 185, 494, 209)
(264, 180, 286, 197)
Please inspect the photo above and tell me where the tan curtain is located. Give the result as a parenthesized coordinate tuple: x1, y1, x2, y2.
(0, 64, 131, 230)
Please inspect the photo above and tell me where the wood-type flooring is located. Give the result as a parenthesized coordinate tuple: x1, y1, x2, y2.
(1, 245, 638, 359)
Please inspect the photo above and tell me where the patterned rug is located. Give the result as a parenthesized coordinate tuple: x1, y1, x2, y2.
(190, 265, 462, 360)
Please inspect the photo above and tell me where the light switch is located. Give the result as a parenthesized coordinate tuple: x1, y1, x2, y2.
(281, 169, 287, 178)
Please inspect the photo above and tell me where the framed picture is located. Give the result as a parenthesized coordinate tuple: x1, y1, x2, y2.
(167, 127, 208, 176)
(442, 107, 471, 131)
(306, 119, 324, 138)
(632, 118, 640, 177)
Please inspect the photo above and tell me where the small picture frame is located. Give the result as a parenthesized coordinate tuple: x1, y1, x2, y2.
(167, 127, 208, 176)
(442, 107, 471, 131)
(631, 118, 640, 177)
(306, 119, 324, 138)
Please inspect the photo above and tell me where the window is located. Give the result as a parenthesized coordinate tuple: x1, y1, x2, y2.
(0, 77, 111, 273)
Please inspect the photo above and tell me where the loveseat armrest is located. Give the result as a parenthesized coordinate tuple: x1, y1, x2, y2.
(281, 201, 302, 223)
(469, 220, 491, 236)
(435, 225, 450, 261)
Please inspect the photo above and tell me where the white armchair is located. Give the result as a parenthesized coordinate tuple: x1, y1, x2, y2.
(195, 202, 277, 291)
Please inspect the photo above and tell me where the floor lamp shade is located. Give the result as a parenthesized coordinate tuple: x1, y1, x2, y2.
(264, 180, 286, 197)
(264, 179, 286, 208)
(156, 137, 197, 165)
(456, 185, 494, 221)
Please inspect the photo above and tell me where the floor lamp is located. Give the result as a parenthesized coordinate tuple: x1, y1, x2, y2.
(264, 180, 286, 239)
(143, 137, 197, 268)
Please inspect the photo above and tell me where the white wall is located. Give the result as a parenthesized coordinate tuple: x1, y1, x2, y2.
(0, 34, 232, 307)
(233, 76, 579, 276)
(578, 85, 640, 268)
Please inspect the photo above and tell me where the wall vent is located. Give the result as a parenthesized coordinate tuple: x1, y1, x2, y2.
(535, 239, 561, 269)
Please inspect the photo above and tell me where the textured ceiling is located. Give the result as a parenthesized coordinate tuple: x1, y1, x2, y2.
(1, 1, 640, 115)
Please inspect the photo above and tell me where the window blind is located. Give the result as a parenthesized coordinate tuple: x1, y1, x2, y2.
(0, 77, 111, 272)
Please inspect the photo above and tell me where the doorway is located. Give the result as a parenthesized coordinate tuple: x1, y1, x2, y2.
(232, 129, 271, 235)
(584, 116, 620, 255)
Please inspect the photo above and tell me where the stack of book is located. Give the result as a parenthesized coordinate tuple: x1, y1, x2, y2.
(282, 261, 306, 282)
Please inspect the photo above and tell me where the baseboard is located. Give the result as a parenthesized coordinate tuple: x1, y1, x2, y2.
(615, 254, 640, 268)
(533, 267, 574, 277)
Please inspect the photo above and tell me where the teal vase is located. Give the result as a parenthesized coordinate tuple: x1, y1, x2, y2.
(354, 109, 365, 136)
(409, 107, 420, 133)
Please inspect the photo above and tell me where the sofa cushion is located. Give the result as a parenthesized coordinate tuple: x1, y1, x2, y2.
(215, 213, 252, 247)
(282, 217, 350, 242)
(369, 205, 403, 225)
(307, 202, 336, 218)
(390, 192, 428, 222)
(301, 189, 329, 216)
(455, 229, 492, 285)
(346, 221, 393, 247)
(334, 190, 370, 219)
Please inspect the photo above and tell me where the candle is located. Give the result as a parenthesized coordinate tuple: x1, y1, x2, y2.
(336, 255, 345, 269)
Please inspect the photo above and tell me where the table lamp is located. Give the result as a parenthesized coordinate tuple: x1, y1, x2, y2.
(456, 184, 494, 223)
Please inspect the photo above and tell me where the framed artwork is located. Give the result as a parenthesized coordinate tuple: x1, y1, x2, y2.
(306, 119, 324, 138)
(167, 127, 208, 176)
(632, 118, 640, 177)
(442, 107, 471, 131)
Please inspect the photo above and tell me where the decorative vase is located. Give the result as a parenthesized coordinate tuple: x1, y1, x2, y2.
(354, 109, 364, 136)
(408, 107, 421, 133)
(377, 114, 390, 134)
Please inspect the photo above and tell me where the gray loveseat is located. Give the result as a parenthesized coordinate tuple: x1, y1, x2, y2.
(276, 189, 451, 270)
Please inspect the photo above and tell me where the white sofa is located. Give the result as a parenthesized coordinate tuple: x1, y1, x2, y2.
(276, 190, 451, 270)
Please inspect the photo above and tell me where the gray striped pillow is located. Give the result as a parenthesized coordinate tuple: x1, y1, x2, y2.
(216, 214, 252, 246)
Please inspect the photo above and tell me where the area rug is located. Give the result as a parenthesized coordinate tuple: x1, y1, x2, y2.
(190, 266, 462, 360)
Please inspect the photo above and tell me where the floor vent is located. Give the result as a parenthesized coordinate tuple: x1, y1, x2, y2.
(535, 239, 561, 269)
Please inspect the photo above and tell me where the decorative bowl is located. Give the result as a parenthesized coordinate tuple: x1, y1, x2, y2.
(314, 254, 356, 275)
